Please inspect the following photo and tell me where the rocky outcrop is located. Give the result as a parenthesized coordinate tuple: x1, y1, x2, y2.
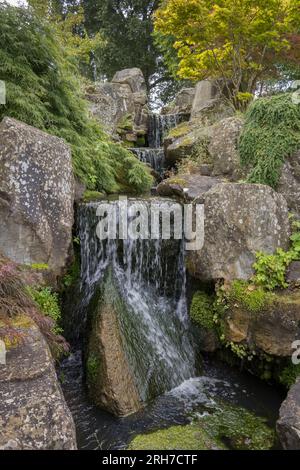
(191, 80, 220, 119)
(86, 68, 149, 143)
(223, 291, 300, 357)
(162, 87, 196, 116)
(277, 378, 300, 449)
(0, 117, 75, 278)
(86, 270, 142, 417)
(164, 113, 237, 167)
(0, 315, 77, 450)
(187, 183, 290, 281)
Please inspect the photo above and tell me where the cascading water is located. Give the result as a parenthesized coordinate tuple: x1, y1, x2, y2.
(148, 113, 189, 149)
(78, 199, 196, 401)
(130, 148, 165, 175)
(129, 113, 189, 175)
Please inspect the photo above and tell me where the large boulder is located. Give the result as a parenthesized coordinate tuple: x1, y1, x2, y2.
(187, 183, 290, 281)
(0, 315, 77, 450)
(85, 68, 149, 142)
(86, 270, 142, 417)
(277, 378, 300, 449)
(0, 117, 74, 277)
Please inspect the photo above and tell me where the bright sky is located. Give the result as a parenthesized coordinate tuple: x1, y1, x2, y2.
(1, 0, 28, 5)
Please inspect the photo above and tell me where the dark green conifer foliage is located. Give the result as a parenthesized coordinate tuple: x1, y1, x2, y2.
(0, 4, 153, 194)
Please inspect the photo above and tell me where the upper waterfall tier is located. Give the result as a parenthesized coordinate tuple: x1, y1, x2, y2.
(148, 113, 189, 149)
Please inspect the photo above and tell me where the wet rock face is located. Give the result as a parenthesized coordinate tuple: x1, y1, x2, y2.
(85, 68, 149, 142)
(277, 379, 300, 449)
(0, 316, 77, 450)
(0, 117, 75, 277)
(86, 270, 142, 417)
(187, 183, 290, 282)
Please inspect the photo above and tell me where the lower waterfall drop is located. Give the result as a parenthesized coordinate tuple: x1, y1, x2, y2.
(79, 200, 196, 402)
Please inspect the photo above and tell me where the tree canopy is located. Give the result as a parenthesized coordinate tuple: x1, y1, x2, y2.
(154, 0, 300, 109)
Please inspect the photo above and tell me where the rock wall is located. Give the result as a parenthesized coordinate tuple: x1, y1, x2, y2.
(86, 68, 149, 144)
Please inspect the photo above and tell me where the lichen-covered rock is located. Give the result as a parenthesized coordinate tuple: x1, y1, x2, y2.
(277, 151, 300, 216)
(0, 315, 77, 450)
(86, 270, 142, 417)
(86, 68, 149, 141)
(0, 117, 74, 277)
(209, 117, 244, 180)
(187, 183, 290, 281)
(277, 378, 300, 449)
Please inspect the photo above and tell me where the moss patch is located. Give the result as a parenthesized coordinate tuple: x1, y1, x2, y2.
(167, 122, 190, 139)
(128, 402, 275, 451)
(227, 280, 274, 313)
(190, 291, 216, 330)
(128, 424, 225, 450)
(83, 191, 106, 203)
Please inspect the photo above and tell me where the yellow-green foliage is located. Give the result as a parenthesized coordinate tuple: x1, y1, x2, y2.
(154, 0, 300, 109)
(0, 4, 153, 195)
(190, 291, 215, 330)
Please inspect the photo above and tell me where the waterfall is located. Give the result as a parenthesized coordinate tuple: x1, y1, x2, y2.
(148, 113, 189, 149)
(78, 200, 196, 402)
(130, 148, 165, 175)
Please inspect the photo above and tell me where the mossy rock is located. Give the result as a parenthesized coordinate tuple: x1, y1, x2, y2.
(128, 402, 275, 451)
(82, 191, 106, 203)
(128, 424, 225, 450)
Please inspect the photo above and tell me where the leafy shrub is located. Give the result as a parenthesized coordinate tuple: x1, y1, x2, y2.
(253, 220, 300, 290)
(28, 287, 62, 335)
(239, 93, 300, 188)
(0, 4, 153, 194)
(279, 363, 300, 388)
